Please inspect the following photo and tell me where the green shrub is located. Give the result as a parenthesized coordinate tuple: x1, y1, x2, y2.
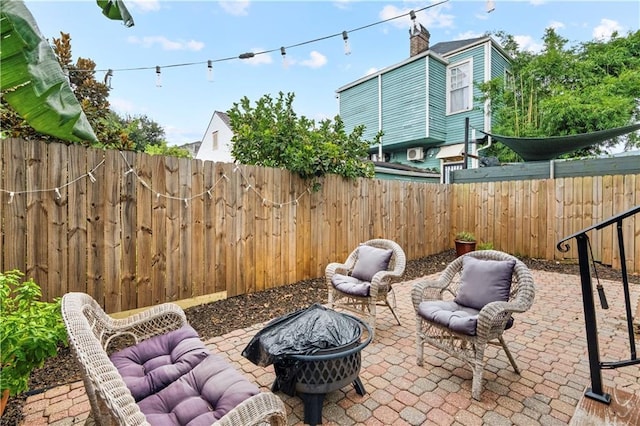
(455, 231, 476, 242)
(477, 241, 494, 250)
(0, 270, 67, 396)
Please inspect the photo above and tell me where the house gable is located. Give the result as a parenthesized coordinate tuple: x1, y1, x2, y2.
(195, 111, 235, 163)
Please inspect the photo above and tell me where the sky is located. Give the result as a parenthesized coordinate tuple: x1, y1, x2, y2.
(25, 0, 640, 147)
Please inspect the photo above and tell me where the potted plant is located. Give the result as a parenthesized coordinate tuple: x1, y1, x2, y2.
(0, 270, 67, 415)
(454, 231, 477, 257)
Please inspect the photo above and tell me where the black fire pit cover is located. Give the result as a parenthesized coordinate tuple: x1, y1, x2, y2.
(242, 303, 361, 367)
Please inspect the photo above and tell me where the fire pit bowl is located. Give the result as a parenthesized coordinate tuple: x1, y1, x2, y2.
(273, 315, 372, 425)
(242, 304, 373, 426)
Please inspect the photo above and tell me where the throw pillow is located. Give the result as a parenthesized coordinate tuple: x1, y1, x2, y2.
(351, 244, 393, 282)
(454, 256, 515, 310)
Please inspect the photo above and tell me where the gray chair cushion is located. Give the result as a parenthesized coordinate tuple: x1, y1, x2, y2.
(417, 301, 480, 335)
(331, 273, 370, 297)
(351, 245, 393, 282)
(454, 256, 515, 310)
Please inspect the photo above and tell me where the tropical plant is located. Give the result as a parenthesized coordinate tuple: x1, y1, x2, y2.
(0, 270, 67, 397)
(0, 0, 133, 144)
(455, 231, 476, 242)
(228, 91, 378, 180)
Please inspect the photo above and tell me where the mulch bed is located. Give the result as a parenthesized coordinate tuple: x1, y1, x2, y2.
(2, 250, 637, 425)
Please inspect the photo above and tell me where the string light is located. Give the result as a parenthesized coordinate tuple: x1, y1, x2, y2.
(410, 10, 418, 30)
(104, 69, 113, 88)
(64, 0, 449, 81)
(486, 0, 496, 13)
(342, 31, 351, 55)
(280, 46, 288, 69)
(207, 60, 213, 82)
(155, 66, 162, 87)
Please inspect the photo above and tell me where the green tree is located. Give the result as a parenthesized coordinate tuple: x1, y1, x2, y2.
(144, 141, 191, 158)
(480, 28, 640, 161)
(229, 92, 377, 180)
(120, 114, 167, 151)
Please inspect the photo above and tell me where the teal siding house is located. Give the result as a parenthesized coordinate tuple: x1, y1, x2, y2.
(336, 26, 511, 182)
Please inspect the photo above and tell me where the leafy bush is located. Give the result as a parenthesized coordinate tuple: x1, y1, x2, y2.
(455, 231, 476, 242)
(0, 270, 67, 396)
(477, 241, 494, 250)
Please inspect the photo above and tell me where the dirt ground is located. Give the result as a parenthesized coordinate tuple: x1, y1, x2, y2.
(2, 249, 637, 425)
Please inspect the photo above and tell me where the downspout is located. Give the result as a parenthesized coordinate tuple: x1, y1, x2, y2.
(378, 74, 383, 159)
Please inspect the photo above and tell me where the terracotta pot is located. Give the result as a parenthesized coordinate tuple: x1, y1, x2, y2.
(0, 389, 9, 417)
(455, 240, 476, 257)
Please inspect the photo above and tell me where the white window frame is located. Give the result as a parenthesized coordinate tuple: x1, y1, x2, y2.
(504, 68, 514, 91)
(446, 58, 473, 115)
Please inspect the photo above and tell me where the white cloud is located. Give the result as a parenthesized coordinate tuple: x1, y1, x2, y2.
(379, 3, 454, 31)
(530, 0, 546, 5)
(243, 49, 273, 66)
(593, 18, 623, 41)
(127, 36, 205, 51)
(365, 67, 378, 76)
(548, 20, 565, 31)
(455, 30, 484, 40)
(514, 35, 543, 53)
(333, 0, 352, 10)
(300, 51, 328, 69)
(164, 125, 202, 145)
(127, 0, 161, 13)
(109, 98, 139, 115)
(219, 1, 250, 16)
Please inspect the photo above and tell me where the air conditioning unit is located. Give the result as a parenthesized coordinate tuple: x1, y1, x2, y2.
(407, 147, 424, 161)
(370, 153, 379, 161)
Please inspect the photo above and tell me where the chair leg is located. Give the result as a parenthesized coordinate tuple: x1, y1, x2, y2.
(471, 346, 486, 400)
(416, 320, 424, 366)
(498, 336, 520, 374)
(385, 291, 401, 325)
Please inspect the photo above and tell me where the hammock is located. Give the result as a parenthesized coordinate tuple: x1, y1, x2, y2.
(477, 123, 640, 161)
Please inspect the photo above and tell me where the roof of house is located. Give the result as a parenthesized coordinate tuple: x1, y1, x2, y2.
(215, 111, 230, 128)
(429, 36, 488, 55)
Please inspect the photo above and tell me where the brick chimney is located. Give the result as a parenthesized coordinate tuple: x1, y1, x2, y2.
(410, 24, 430, 56)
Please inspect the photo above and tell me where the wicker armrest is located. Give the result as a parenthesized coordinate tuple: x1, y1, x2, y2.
(213, 392, 287, 426)
(411, 278, 448, 310)
(325, 262, 351, 283)
(476, 300, 526, 339)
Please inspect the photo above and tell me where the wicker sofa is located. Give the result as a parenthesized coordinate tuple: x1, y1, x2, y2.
(61, 292, 287, 425)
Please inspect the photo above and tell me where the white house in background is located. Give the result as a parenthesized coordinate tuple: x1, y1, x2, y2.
(195, 111, 234, 163)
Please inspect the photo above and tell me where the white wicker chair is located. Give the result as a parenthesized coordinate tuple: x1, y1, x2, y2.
(61, 292, 287, 426)
(326, 239, 406, 334)
(411, 250, 535, 400)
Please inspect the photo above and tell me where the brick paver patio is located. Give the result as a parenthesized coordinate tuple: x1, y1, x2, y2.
(20, 270, 640, 425)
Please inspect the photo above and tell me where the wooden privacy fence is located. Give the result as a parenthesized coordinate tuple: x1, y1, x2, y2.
(1, 138, 638, 313)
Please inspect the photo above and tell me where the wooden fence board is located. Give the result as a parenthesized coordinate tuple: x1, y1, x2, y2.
(178, 157, 192, 300)
(47, 143, 67, 307)
(135, 153, 153, 309)
(190, 159, 205, 297)
(103, 150, 121, 312)
(86, 148, 105, 307)
(120, 150, 137, 311)
(26, 141, 48, 298)
(2, 140, 27, 273)
(151, 155, 167, 306)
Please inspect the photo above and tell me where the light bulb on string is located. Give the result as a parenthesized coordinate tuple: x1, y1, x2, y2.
(409, 10, 418, 30)
(486, 0, 495, 13)
(104, 69, 113, 88)
(280, 47, 289, 69)
(155, 66, 162, 87)
(207, 60, 213, 82)
(342, 31, 351, 55)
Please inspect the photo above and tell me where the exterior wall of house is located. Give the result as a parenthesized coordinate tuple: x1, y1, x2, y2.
(380, 58, 427, 146)
(339, 77, 380, 142)
(195, 112, 234, 163)
(427, 56, 447, 141)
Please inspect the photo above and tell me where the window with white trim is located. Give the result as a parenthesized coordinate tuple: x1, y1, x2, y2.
(447, 59, 472, 114)
(504, 69, 514, 91)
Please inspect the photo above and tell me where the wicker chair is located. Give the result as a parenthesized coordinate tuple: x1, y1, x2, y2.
(326, 239, 406, 335)
(61, 292, 287, 426)
(411, 250, 535, 400)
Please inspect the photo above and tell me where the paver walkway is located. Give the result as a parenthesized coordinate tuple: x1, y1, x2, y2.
(20, 270, 640, 425)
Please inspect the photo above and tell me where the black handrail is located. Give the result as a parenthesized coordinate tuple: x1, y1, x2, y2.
(556, 204, 640, 404)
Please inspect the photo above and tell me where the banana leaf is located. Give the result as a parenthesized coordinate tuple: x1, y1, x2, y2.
(0, 1, 98, 143)
(96, 0, 134, 27)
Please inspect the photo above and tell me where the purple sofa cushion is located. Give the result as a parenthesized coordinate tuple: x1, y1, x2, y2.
(137, 354, 260, 425)
(110, 325, 210, 401)
(331, 273, 371, 297)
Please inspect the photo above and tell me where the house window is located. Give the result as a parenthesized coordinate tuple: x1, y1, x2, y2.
(504, 69, 514, 91)
(211, 131, 218, 150)
(447, 59, 472, 114)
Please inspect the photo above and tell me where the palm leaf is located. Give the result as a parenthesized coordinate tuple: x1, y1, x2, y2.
(96, 0, 134, 27)
(0, 1, 97, 143)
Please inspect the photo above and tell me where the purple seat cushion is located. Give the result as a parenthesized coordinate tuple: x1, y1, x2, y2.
(111, 325, 210, 401)
(418, 301, 480, 335)
(137, 354, 260, 425)
(331, 273, 371, 297)
(454, 256, 516, 310)
(351, 245, 393, 282)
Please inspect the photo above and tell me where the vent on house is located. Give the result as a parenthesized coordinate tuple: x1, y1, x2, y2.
(407, 147, 424, 161)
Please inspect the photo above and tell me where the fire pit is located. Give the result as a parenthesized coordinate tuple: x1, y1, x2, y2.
(242, 304, 373, 426)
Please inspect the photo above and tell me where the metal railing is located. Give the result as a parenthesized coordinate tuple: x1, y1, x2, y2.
(557, 204, 640, 404)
